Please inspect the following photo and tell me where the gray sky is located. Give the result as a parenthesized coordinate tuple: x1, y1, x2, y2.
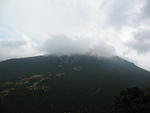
(0, 0, 150, 71)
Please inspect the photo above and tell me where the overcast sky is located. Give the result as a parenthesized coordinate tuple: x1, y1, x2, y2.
(0, 0, 150, 71)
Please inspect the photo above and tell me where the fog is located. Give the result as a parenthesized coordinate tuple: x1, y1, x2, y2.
(0, 0, 150, 70)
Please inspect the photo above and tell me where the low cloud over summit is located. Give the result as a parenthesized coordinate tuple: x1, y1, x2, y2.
(41, 34, 116, 57)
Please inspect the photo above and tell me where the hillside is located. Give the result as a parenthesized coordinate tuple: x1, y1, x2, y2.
(0, 55, 150, 113)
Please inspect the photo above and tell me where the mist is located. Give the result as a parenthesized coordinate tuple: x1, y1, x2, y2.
(0, 0, 150, 70)
(40, 34, 116, 57)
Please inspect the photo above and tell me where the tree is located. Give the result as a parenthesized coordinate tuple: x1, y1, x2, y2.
(112, 87, 150, 113)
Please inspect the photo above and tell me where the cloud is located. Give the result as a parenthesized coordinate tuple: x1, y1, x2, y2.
(41, 34, 116, 57)
(0, 0, 150, 71)
(101, 0, 150, 29)
(127, 30, 150, 53)
(141, 0, 150, 20)
(101, 0, 142, 28)
(0, 27, 39, 61)
(0, 38, 25, 60)
(41, 35, 90, 55)
(90, 43, 116, 57)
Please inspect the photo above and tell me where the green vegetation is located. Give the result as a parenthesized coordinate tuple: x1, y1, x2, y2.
(112, 87, 150, 113)
(0, 55, 150, 113)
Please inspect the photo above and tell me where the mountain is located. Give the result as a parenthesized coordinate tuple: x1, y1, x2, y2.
(0, 55, 150, 113)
